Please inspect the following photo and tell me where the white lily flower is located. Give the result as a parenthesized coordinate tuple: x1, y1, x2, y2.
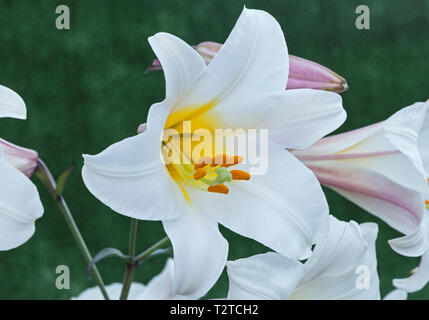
(293, 102, 429, 257)
(74, 259, 188, 300)
(227, 216, 380, 300)
(0, 85, 44, 251)
(82, 8, 345, 298)
(293, 101, 429, 294)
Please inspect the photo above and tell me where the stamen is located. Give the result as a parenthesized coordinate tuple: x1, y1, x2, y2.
(208, 184, 229, 194)
(194, 156, 212, 170)
(221, 156, 244, 167)
(193, 169, 207, 180)
(230, 170, 251, 181)
(426, 200, 429, 209)
(211, 154, 228, 167)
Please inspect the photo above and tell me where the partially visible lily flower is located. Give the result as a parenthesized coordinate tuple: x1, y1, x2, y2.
(293, 102, 429, 293)
(227, 216, 380, 300)
(83, 8, 346, 298)
(293, 102, 429, 257)
(146, 41, 348, 93)
(74, 259, 188, 300)
(0, 138, 39, 177)
(0, 84, 44, 251)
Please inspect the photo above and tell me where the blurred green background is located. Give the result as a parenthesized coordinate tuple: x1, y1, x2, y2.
(0, 0, 428, 299)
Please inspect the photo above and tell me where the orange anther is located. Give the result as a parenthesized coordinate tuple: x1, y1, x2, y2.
(221, 155, 244, 167)
(194, 156, 212, 170)
(212, 154, 228, 166)
(426, 200, 429, 205)
(208, 184, 229, 194)
(230, 170, 251, 181)
(233, 155, 244, 164)
(193, 169, 207, 180)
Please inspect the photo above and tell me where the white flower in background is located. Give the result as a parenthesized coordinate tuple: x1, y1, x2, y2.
(293, 101, 429, 294)
(0, 85, 44, 251)
(74, 259, 188, 300)
(227, 216, 380, 300)
(82, 7, 345, 298)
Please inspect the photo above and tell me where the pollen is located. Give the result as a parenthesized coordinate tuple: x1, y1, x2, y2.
(194, 156, 213, 170)
(230, 170, 251, 181)
(208, 184, 229, 194)
(193, 168, 207, 180)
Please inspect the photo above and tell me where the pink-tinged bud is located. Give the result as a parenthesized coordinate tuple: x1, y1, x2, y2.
(146, 41, 348, 93)
(0, 138, 39, 177)
(288, 55, 348, 93)
(137, 123, 147, 134)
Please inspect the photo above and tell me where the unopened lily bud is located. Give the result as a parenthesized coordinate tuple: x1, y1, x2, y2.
(288, 55, 348, 93)
(0, 138, 39, 177)
(146, 41, 348, 93)
(137, 123, 147, 134)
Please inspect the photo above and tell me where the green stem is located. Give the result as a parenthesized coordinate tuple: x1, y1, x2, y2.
(135, 236, 170, 264)
(35, 160, 110, 300)
(120, 219, 139, 300)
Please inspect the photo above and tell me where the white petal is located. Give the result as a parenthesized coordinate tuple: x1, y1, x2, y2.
(388, 213, 429, 257)
(82, 102, 184, 221)
(174, 7, 289, 129)
(0, 159, 43, 251)
(73, 282, 146, 300)
(383, 289, 408, 300)
(263, 89, 346, 149)
(393, 248, 429, 293)
(307, 160, 425, 235)
(289, 217, 380, 300)
(292, 122, 383, 158)
(148, 33, 206, 104)
(162, 206, 228, 299)
(136, 258, 187, 299)
(227, 252, 304, 300)
(194, 143, 329, 260)
(0, 84, 26, 120)
(384, 102, 428, 178)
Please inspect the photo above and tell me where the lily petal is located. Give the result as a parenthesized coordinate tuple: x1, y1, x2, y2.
(227, 252, 304, 300)
(195, 143, 329, 260)
(82, 102, 184, 221)
(260, 89, 346, 149)
(173, 7, 289, 129)
(74, 282, 146, 300)
(384, 102, 429, 178)
(383, 289, 408, 300)
(148, 33, 206, 104)
(135, 258, 187, 299)
(393, 248, 429, 293)
(227, 217, 380, 300)
(388, 213, 429, 257)
(289, 217, 380, 300)
(0, 159, 44, 250)
(306, 161, 424, 235)
(0, 84, 26, 120)
(163, 205, 228, 299)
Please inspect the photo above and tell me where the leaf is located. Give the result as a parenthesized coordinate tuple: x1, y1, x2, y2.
(87, 248, 132, 278)
(56, 166, 74, 196)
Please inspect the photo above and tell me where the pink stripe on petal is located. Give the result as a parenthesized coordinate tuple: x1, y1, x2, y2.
(307, 162, 424, 234)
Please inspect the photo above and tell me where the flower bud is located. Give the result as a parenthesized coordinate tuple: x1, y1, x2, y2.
(0, 138, 39, 177)
(146, 41, 348, 93)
